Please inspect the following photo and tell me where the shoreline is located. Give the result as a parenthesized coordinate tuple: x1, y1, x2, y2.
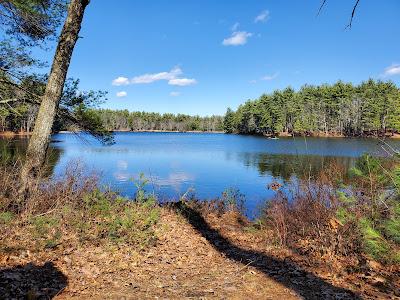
(0, 131, 32, 138)
(57, 130, 225, 134)
(259, 131, 400, 139)
(2, 130, 399, 139)
(114, 130, 225, 134)
(59, 130, 400, 139)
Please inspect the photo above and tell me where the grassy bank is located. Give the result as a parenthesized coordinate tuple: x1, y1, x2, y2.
(0, 158, 399, 299)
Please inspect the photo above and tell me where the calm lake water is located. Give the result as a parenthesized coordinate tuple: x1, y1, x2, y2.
(2, 132, 400, 216)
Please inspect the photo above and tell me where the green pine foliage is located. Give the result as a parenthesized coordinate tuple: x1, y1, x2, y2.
(345, 154, 400, 263)
(358, 217, 391, 261)
(223, 108, 236, 133)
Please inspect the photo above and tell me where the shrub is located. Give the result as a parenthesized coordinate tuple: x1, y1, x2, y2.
(64, 186, 159, 247)
(382, 202, 400, 244)
(221, 187, 245, 213)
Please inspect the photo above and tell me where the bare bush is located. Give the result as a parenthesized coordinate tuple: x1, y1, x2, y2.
(264, 156, 400, 267)
(263, 164, 363, 265)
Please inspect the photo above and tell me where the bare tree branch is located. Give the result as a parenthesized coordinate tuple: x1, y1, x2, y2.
(345, 0, 361, 29)
(317, 0, 327, 16)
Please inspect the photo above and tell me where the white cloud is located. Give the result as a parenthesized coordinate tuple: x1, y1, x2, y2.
(168, 78, 197, 86)
(113, 67, 197, 87)
(132, 66, 182, 84)
(112, 76, 129, 86)
(383, 64, 400, 76)
(222, 31, 252, 46)
(254, 10, 270, 23)
(116, 91, 127, 97)
(231, 22, 240, 31)
(261, 72, 279, 81)
(250, 72, 279, 84)
(170, 91, 181, 97)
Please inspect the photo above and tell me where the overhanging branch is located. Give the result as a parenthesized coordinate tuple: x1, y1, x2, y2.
(317, 0, 361, 29)
(0, 76, 111, 141)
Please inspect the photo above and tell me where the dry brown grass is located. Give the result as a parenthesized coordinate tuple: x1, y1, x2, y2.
(0, 161, 98, 215)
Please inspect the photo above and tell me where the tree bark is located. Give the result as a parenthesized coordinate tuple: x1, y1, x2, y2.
(19, 0, 90, 198)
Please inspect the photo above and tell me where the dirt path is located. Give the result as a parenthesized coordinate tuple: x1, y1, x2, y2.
(54, 210, 300, 299)
(1, 207, 363, 299)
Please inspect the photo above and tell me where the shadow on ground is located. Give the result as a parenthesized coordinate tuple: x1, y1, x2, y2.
(173, 201, 361, 300)
(0, 261, 67, 299)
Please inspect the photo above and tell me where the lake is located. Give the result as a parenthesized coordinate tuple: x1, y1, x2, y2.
(1, 132, 399, 217)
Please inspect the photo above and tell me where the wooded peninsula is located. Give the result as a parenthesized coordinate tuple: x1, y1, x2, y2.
(224, 79, 400, 137)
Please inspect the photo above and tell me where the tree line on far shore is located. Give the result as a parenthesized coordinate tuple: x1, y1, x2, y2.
(0, 96, 224, 133)
(2, 77, 400, 136)
(224, 79, 400, 137)
(96, 110, 224, 132)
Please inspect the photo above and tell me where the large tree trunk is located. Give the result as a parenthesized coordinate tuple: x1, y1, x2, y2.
(19, 0, 90, 198)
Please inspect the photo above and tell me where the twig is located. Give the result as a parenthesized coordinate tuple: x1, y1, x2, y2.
(379, 138, 400, 155)
(236, 259, 255, 273)
(31, 208, 58, 218)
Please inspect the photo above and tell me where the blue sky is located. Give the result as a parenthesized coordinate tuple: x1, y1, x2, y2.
(41, 0, 400, 116)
